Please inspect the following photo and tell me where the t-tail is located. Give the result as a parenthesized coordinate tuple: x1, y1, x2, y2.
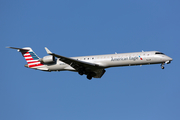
(21, 47, 44, 68)
(7, 47, 48, 70)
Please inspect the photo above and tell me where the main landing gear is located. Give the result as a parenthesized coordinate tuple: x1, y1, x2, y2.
(87, 74, 92, 80)
(78, 69, 93, 80)
(78, 70, 84, 76)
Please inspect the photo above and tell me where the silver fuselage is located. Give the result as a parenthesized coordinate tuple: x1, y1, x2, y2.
(46, 51, 172, 71)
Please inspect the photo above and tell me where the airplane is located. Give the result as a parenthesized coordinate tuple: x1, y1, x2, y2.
(7, 47, 173, 80)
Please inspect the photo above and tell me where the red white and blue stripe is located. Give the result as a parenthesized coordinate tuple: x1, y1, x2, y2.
(22, 49, 43, 68)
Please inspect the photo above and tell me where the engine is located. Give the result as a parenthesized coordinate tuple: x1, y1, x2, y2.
(39, 55, 56, 63)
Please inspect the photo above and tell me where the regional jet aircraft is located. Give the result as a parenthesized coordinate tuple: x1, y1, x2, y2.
(7, 47, 173, 80)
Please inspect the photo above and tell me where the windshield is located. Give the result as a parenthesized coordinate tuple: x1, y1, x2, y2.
(155, 52, 165, 55)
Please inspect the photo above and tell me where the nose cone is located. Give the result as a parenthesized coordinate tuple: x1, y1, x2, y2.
(168, 56, 173, 61)
(165, 56, 173, 64)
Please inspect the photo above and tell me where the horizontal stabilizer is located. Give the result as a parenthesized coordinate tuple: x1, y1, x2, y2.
(6, 47, 29, 51)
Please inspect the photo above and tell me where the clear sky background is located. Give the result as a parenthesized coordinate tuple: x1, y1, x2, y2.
(1, 0, 180, 120)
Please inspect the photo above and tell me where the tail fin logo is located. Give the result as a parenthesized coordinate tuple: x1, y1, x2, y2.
(29, 52, 39, 60)
(21, 48, 43, 68)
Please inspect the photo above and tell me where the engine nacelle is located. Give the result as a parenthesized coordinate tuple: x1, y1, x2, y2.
(39, 55, 55, 63)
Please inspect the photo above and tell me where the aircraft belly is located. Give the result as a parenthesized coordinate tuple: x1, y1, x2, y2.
(47, 64, 68, 71)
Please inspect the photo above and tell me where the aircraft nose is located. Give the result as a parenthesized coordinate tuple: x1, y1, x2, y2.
(168, 57, 173, 61)
(164, 55, 172, 61)
(165, 56, 173, 64)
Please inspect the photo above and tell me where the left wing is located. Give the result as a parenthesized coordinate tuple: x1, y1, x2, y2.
(45, 47, 106, 78)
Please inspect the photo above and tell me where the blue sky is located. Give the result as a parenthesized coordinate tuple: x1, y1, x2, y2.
(1, 0, 180, 120)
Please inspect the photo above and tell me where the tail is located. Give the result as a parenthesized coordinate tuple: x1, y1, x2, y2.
(20, 47, 44, 68)
(7, 47, 44, 68)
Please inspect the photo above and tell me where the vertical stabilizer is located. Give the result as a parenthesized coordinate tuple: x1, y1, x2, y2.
(20, 47, 44, 68)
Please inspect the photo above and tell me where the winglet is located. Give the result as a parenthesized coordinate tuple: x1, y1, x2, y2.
(45, 47, 52, 54)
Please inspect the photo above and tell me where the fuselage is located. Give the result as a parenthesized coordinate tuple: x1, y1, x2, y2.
(46, 51, 172, 71)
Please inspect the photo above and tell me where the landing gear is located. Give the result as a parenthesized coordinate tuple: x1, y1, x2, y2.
(78, 69, 95, 80)
(78, 68, 86, 75)
(161, 66, 164, 69)
(161, 63, 165, 69)
(78, 70, 92, 80)
(87, 74, 92, 80)
(78, 70, 84, 75)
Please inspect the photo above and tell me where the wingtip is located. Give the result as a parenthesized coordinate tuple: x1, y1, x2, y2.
(6, 46, 13, 49)
(45, 47, 52, 54)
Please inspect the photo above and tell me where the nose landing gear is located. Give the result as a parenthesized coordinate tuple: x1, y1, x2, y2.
(161, 63, 165, 69)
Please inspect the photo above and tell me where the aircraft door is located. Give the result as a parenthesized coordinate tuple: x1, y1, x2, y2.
(145, 53, 152, 62)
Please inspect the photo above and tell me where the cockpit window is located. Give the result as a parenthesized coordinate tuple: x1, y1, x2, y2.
(155, 52, 165, 55)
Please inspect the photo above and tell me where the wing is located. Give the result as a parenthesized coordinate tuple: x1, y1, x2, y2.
(45, 47, 106, 78)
